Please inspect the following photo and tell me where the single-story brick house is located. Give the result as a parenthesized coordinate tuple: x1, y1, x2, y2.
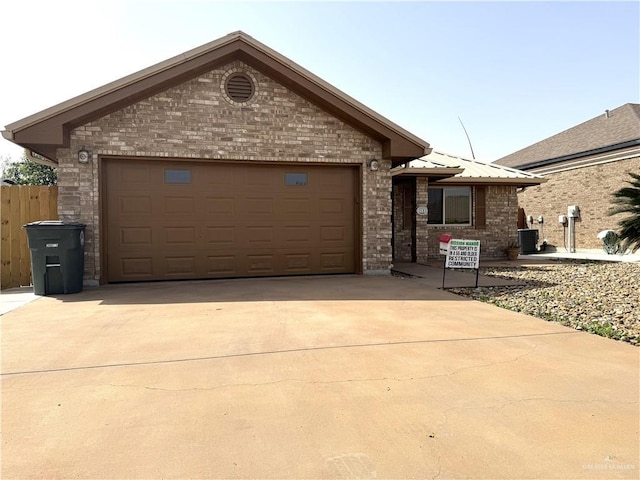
(494, 103, 640, 251)
(3, 31, 542, 285)
(391, 151, 544, 262)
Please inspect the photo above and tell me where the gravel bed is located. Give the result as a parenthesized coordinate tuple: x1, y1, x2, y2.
(448, 260, 640, 346)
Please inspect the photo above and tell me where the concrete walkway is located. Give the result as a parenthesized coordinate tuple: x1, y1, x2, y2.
(2, 275, 637, 479)
(392, 261, 526, 288)
(0, 286, 40, 316)
(392, 250, 640, 289)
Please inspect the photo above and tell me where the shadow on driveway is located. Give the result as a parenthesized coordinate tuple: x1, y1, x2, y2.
(40, 274, 477, 306)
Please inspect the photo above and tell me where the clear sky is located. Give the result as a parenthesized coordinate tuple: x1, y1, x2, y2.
(1, 0, 638, 164)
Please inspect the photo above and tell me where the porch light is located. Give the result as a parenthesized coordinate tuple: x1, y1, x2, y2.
(78, 149, 90, 164)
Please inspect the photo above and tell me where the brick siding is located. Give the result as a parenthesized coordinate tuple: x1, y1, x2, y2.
(517, 157, 640, 250)
(392, 183, 520, 262)
(55, 61, 389, 283)
(425, 185, 519, 259)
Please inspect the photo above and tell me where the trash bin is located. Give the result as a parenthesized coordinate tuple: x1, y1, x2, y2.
(23, 221, 86, 295)
(517, 228, 539, 254)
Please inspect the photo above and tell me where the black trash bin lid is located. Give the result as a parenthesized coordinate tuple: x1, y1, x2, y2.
(23, 220, 86, 229)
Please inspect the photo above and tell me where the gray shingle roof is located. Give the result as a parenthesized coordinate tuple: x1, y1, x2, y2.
(494, 103, 640, 169)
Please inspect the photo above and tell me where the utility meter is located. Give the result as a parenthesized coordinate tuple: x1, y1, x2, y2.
(568, 205, 580, 218)
(558, 215, 568, 225)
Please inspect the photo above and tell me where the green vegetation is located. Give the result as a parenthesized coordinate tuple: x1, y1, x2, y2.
(2, 154, 57, 186)
(610, 172, 640, 253)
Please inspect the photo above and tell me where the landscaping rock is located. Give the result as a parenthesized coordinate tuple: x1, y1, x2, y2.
(448, 260, 640, 346)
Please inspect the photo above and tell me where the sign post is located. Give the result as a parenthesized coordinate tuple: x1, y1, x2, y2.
(442, 239, 481, 288)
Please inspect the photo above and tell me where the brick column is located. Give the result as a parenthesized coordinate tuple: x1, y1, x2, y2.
(415, 177, 429, 264)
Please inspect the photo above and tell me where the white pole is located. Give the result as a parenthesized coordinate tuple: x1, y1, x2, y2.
(568, 217, 575, 253)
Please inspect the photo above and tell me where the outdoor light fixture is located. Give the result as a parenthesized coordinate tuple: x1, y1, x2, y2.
(369, 159, 380, 171)
(78, 149, 90, 164)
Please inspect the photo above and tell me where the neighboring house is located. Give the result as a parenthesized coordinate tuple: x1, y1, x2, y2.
(2, 31, 431, 285)
(391, 151, 545, 261)
(494, 103, 640, 251)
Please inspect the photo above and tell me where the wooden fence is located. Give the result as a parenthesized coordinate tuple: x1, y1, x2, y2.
(1, 185, 58, 290)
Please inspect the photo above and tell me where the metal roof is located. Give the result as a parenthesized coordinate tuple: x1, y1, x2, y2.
(392, 151, 546, 186)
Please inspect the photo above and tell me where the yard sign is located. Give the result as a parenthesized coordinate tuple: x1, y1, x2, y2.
(445, 239, 481, 269)
(442, 239, 481, 288)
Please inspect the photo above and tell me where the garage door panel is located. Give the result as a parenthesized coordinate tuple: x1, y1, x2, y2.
(120, 227, 153, 246)
(165, 227, 196, 245)
(120, 257, 154, 277)
(106, 159, 357, 282)
(282, 225, 312, 243)
(202, 164, 235, 184)
(243, 197, 274, 215)
(280, 198, 311, 215)
(205, 226, 236, 245)
(319, 197, 350, 215)
(246, 168, 277, 187)
(120, 196, 152, 214)
(119, 165, 152, 184)
(247, 254, 276, 274)
(320, 252, 350, 271)
(204, 197, 236, 215)
(165, 256, 197, 275)
(320, 225, 348, 242)
(283, 253, 312, 273)
(164, 196, 195, 214)
(206, 255, 237, 275)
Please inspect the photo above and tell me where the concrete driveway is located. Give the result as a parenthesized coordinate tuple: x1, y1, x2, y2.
(1, 275, 638, 479)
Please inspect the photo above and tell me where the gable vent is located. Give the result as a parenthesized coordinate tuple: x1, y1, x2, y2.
(225, 73, 254, 102)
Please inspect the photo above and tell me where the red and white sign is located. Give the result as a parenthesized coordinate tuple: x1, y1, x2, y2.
(439, 234, 452, 255)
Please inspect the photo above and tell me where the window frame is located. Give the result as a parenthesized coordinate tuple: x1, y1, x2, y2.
(164, 168, 192, 185)
(284, 172, 308, 186)
(427, 186, 473, 226)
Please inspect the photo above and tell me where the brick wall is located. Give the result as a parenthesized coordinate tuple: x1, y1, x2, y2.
(415, 177, 429, 263)
(425, 185, 519, 259)
(391, 182, 520, 262)
(518, 157, 640, 250)
(56, 60, 388, 283)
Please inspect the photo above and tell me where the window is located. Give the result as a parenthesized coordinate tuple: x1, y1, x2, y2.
(165, 169, 191, 184)
(427, 186, 471, 225)
(285, 173, 308, 186)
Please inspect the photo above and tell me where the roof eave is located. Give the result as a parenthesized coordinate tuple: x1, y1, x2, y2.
(4, 31, 429, 165)
(432, 176, 547, 186)
(512, 138, 640, 171)
(391, 167, 464, 178)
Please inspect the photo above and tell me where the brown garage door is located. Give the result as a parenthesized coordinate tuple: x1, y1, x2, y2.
(104, 159, 357, 282)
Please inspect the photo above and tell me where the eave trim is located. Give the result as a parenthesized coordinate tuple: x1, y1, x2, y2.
(3, 31, 430, 164)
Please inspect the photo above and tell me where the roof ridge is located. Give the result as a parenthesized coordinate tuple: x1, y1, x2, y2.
(3, 31, 430, 163)
(625, 103, 640, 122)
